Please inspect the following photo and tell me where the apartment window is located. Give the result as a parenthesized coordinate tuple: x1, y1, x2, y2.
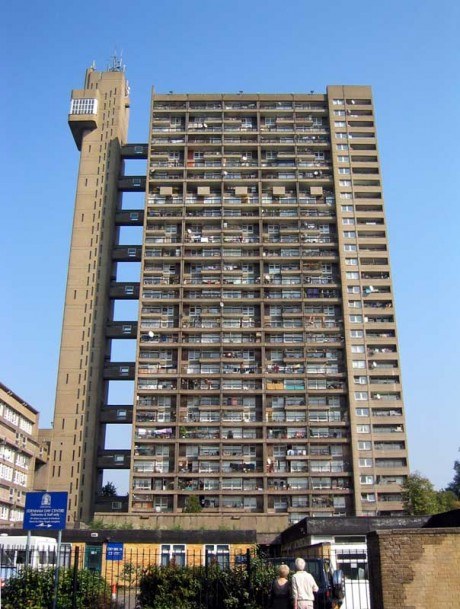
(347, 286, 360, 294)
(362, 493, 376, 503)
(337, 155, 350, 162)
(0, 464, 13, 481)
(359, 458, 373, 467)
(339, 167, 351, 174)
(339, 180, 352, 187)
(351, 345, 365, 353)
(336, 144, 349, 150)
(350, 330, 364, 338)
(344, 245, 357, 254)
(333, 99, 345, 105)
(358, 441, 372, 450)
(360, 475, 374, 485)
(348, 300, 362, 308)
(356, 408, 370, 417)
(349, 315, 363, 323)
(346, 272, 359, 279)
(334, 110, 346, 116)
(342, 218, 355, 225)
(345, 259, 358, 266)
(340, 192, 353, 199)
(13, 471, 27, 486)
(341, 206, 353, 213)
(336, 133, 348, 139)
(335, 121, 346, 127)
(357, 425, 371, 433)
(354, 376, 368, 385)
(354, 391, 369, 401)
(353, 361, 366, 369)
(343, 231, 356, 238)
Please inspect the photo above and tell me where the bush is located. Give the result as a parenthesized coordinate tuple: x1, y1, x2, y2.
(138, 556, 277, 609)
(1, 567, 112, 609)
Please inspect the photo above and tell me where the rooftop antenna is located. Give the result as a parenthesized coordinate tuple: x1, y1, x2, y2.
(108, 49, 125, 72)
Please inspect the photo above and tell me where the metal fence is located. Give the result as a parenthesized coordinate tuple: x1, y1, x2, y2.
(0, 544, 371, 609)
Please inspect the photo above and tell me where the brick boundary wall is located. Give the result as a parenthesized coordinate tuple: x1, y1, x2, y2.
(367, 528, 460, 609)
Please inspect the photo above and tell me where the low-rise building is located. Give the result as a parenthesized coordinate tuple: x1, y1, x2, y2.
(0, 382, 46, 525)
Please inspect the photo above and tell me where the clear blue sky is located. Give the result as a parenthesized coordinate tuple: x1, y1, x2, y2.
(1, 0, 459, 491)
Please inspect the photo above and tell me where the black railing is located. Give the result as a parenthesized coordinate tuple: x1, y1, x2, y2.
(0, 544, 371, 609)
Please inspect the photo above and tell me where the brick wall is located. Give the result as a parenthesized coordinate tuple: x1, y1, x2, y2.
(367, 528, 460, 609)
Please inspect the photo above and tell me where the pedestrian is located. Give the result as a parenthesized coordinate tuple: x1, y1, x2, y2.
(269, 564, 291, 609)
(291, 557, 319, 609)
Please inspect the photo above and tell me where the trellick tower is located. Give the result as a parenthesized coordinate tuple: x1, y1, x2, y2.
(49, 64, 409, 531)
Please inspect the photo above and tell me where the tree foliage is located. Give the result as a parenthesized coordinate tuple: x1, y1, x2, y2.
(402, 472, 440, 515)
(100, 481, 117, 497)
(446, 448, 460, 497)
(402, 471, 460, 515)
(183, 495, 202, 513)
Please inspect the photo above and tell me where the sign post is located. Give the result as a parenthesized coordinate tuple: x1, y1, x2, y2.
(23, 492, 68, 609)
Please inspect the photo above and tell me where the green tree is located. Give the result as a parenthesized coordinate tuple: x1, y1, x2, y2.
(437, 490, 460, 512)
(401, 472, 440, 515)
(183, 495, 202, 513)
(100, 481, 117, 496)
(446, 448, 460, 497)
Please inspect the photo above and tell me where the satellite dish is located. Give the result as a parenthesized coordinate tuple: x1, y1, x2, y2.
(148, 331, 154, 338)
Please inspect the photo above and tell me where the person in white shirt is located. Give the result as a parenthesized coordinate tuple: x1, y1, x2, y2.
(291, 557, 319, 609)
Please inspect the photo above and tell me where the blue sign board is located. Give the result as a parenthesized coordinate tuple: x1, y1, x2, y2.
(106, 542, 124, 561)
(23, 492, 68, 531)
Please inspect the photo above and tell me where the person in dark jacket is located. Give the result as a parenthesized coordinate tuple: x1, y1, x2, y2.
(269, 564, 291, 609)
